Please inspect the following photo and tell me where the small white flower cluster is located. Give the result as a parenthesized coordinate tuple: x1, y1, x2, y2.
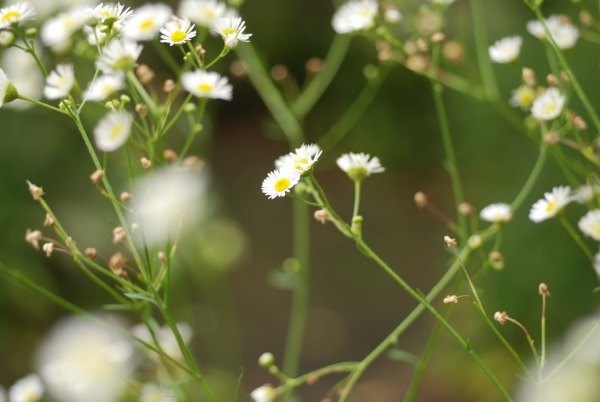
(527, 15, 579, 50)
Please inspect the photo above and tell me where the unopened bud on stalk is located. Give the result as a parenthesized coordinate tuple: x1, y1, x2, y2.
(522, 67, 536, 86)
(44, 213, 54, 226)
(184, 103, 196, 114)
(443, 295, 458, 304)
(580, 11, 593, 27)
(314, 209, 331, 224)
(0, 30, 16, 47)
(109, 252, 128, 278)
(258, 352, 275, 368)
(458, 202, 474, 216)
(546, 74, 557, 87)
(120, 192, 133, 203)
(544, 132, 560, 145)
(573, 115, 587, 131)
(363, 64, 378, 80)
(42, 242, 54, 257)
(414, 191, 428, 208)
(85, 248, 97, 259)
(416, 38, 428, 52)
(270, 64, 288, 82)
(444, 235, 457, 248)
(112, 226, 126, 244)
(135, 103, 148, 117)
(443, 41, 464, 64)
(140, 157, 152, 169)
(305, 58, 322, 75)
(25, 28, 38, 39)
(230, 60, 247, 78)
(538, 282, 550, 296)
(90, 169, 103, 185)
(431, 32, 445, 43)
(158, 251, 167, 264)
(135, 64, 155, 85)
(163, 149, 178, 163)
(163, 79, 175, 93)
(467, 235, 482, 249)
(488, 251, 504, 270)
(195, 44, 206, 58)
(27, 180, 44, 200)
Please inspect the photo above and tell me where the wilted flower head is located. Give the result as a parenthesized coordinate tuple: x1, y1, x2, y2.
(529, 185, 572, 222)
(488, 36, 522, 64)
(531, 87, 565, 121)
(36, 315, 135, 402)
(214, 17, 252, 48)
(332, 0, 378, 34)
(96, 40, 143, 74)
(336, 152, 385, 181)
(129, 168, 208, 246)
(178, 0, 235, 29)
(181, 70, 232, 100)
(122, 3, 172, 41)
(159, 17, 197, 46)
(0, 2, 36, 29)
(8, 374, 44, 402)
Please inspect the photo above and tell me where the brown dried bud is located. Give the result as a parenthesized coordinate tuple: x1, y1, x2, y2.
(109, 252, 128, 277)
(494, 311, 508, 325)
(573, 115, 588, 131)
(141, 157, 152, 170)
(560, 71, 570, 86)
(42, 242, 54, 257)
(522, 67, 536, 87)
(442, 41, 465, 64)
(546, 73, 557, 87)
(305, 58, 322, 74)
(90, 169, 104, 186)
(135, 103, 148, 117)
(458, 202, 474, 216)
(444, 235, 457, 248)
(135, 64, 155, 85)
(443, 295, 458, 304)
(120, 192, 133, 203)
(84, 247, 97, 259)
(430, 32, 445, 43)
(158, 251, 167, 264)
(230, 60, 247, 78)
(580, 11, 593, 27)
(44, 213, 54, 226)
(112, 226, 126, 244)
(489, 250, 504, 270)
(544, 132, 560, 145)
(182, 156, 205, 170)
(25, 229, 42, 249)
(406, 55, 429, 72)
(414, 191, 428, 208)
(163, 149, 178, 163)
(416, 38, 429, 52)
(27, 180, 44, 200)
(163, 79, 176, 93)
(307, 375, 319, 386)
(313, 209, 331, 224)
(195, 44, 206, 58)
(270, 64, 289, 83)
(539, 282, 550, 296)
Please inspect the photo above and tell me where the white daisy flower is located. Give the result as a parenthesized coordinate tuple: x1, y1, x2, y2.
(261, 167, 301, 199)
(250, 385, 277, 402)
(214, 17, 252, 49)
(181, 70, 232, 100)
(178, 0, 235, 29)
(531, 87, 565, 121)
(529, 185, 572, 223)
(36, 315, 135, 402)
(276, 144, 323, 174)
(96, 40, 143, 74)
(87, 2, 133, 24)
(0, 68, 19, 108)
(40, 8, 85, 53)
(480, 203, 512, 223)
(159, 17, 197, 46)
(488, 36, 523, 64)
(44, 64, 76, 99)
(527, 15, 579, 50)
(332, 0, 378, 34)
(509, 85, 536, 111)
(122, 3, 172, 42)
(84, 74, 124, 101)
(578, 210, 600, 241)
(8, 374, 44, 402)
(93, 110, 133, 152)
(336, 152, 385, 181)
(139, 384, 177, 402)
(2, 48, 42, 110)
(0, 2, 36, 29)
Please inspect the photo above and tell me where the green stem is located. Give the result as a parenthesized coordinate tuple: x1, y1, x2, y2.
(469, 0, 499, 102)
(352, 179, 362, 220)
(558, 214, 594, 261)
(510, 143, 548, 213)
(18, 95, 69, 115)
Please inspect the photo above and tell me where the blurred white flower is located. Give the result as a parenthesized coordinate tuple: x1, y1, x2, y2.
(132, 322, 193, 362)
(430, 0, 457, 4)
(84, 74, 125, 101)
(531, 87, 565, 121)
(181, 70, 232, 100)
(93, 110, 133, 152)
(8, 374, 44, 402)
(214, 17, 252, 49)
(44, 64, 76, 99)
(261, 167, 301, 199)
(250, 385, 277, 402)
(578, 209, 600, 241)
(129, 168, 208, 246)
(86, 2, 133, 24)
(480, 203, 512, 223)
(529, 185, 572, 223)
(40, 8, 85, 53)
(574, 183, 600, 204)
(527, 15, 579, 50)
(178, 0, 235, 29)
(488, 36, 522, 64)
(122, 3, 172, 42)
(139, 383, 177, 402)
(0, 385, 6, 402)
(332, 0, 378, 34)
(594, 249, 600, 276)
(509, 85, 536, 111)
(384, 8, 402, 24)
(2, 48, 42, 110)
(275, 143, 322, 174)
(0, 68, 19, 108)
(160, 17, 197, 46)
(36, 315, 135, 402)
(96, 40, 143, 74)
(336, 152, 385, 181)
(0, 2, 36, 29)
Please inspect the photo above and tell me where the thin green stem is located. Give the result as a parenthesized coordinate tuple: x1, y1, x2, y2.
(469, 0, 499, 102)
(510, 143, 548, 213)
(18, 95, 69, 115)
(352, 180, 361, 220)
(558, 214, 594, 261)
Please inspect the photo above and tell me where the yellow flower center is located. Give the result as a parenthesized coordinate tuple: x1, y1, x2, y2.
(222, 27, 235, 36)
(170, 30, 186, 43)
(110, 124, 124, 139)
(2, 11, 21, 23)
(545, 200, 556, 212)
(140, 19, 154, 30)
(274, 178, 291, 193)
(197, 83, 213, 93)
(594, 223, 600, 235)
(544, 104, 557, 116)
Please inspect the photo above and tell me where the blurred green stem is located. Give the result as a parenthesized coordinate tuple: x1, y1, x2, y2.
(558, 214, 594, 261)
(470, 0, 499, 102)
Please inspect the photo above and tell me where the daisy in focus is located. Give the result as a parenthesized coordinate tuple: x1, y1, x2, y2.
(181, 70, 232, 100)
(122, 3, 172, 42)
(160, 17, 197, 46)
(93, 110, 133, 152)
(531, 87, 565, 121)
(578, 209, 600, 241)
(0, 1, 36, 29)
(480, 203, 512, 223)
(336, 152, 385, 181)
(44, 64, 76, 99)
(8, 374, 44, 402)
(332, 0, 378, 34)
(96, 40, 143, 74)
(488, 36, 523, 64)
(261, 167, 301, 199)
(276, 144, 322, 174)
(529, 185, 572, 223)
(214, 17, 252, 49)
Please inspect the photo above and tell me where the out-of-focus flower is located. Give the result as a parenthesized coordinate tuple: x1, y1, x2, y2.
(332, 0, 378, 34)
(181, 70, 232, 100)
(96, 40, 143, 74)
(122, 3, 172, 41)
(214, 17, 251, 48)
(86, 2, 133, 25)
(578, 209, 600, 241)
(0, 68, 19, 108)
(36, 315, 135, 402)
(0, 2, 36, 29)
(594, 249, 600, 276)
(139, 383, 177, 402)
(480, 203, 512, 223)
(509, 85, 536, 111)
(93, 111, 133, 152)
(531, 87, 565, 121)
(40, 8, 85, 53)
(250, 385, 277, 402)
(527, 15, 579, 50)
(84, 74, 124, 101)
(159, 17, 197, 46)
(44, 64, 76, 99)
(336, 152, 385, 181)
(275, 144, 322, 174)
(430, 0, 457, 4)
(2, 48, 43, 110)
(488, 36, 523, 64)
(128, 168, 208, 246)
(261, 167, 301, 199)
(178, 0, 235, 29)
(8, 374, 44, 402)
(131, 322, 193, 362)
(529, 185, 572, 222)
